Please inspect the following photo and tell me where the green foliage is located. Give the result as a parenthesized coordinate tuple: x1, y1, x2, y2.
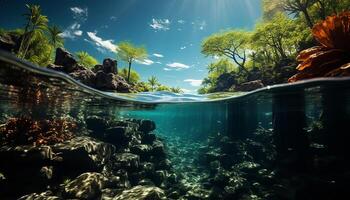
(202, 30, 251, 72)
(75, 51, 99, 68)
(156, 85, 170, 92)
(47, 25, 63, 60)
(119, 68, 141, 84)
(19, 4, 49, 59)
(148, 76, 159, 91)
(170, 87, 183, 93)
(117, 41, 147, 83)
(134, 81, 151, 92)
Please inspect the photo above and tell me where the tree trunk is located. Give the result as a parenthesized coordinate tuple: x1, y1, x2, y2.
(127, 61, 132, 83)
(302, 8, 314, 29)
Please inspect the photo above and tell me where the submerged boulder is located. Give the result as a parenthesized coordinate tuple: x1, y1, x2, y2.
(113, 185, 166, 200)
(63, 172, 108, 200)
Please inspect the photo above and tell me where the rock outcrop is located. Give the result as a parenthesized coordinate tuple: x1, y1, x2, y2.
(234, 80, 264, 92)
(48, 48, 132, 93)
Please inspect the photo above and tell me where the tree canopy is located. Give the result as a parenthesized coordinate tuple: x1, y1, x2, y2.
(76, 51, 98, 68)
(117, 41, 147, 83)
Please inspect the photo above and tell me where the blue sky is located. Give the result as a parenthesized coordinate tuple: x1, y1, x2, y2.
(0, 0, 262, 93)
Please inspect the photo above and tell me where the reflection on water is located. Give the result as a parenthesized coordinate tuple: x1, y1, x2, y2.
(1, 52, 350, 199)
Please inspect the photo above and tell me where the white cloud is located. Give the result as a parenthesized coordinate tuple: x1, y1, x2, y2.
(156, 61, 162, 64)
(136, 58, 154, 66)
(153, 53, 164, 58)
(60, 22, 83, 39)
(166, 62, 190, 70)
(86, 32, 118, 53)
(184, 79, 203, 87)
(163, 68, 172, 71)
(150, 18, 170, 31)
(70, 7, 88, 22)
(180, 46, 187, 50)
(74, 30, 83, 36)
(178, 20, 186, 24)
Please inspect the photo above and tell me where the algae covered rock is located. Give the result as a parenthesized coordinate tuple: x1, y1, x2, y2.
(113, 185, 166, 200)
(63, 172, 108, 200)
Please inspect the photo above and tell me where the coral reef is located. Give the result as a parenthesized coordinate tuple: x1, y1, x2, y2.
(0, 116, 76, 146)
(289, 12, 350, 82)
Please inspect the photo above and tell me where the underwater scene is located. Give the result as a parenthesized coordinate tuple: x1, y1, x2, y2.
(1, 0, 350, 200)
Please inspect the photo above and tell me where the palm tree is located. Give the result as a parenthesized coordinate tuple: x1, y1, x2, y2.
(76, 51, 98, 68)
(148, 76, 159, 91)
(19, 4, 49, 59)
(117, 41, 147, 83)
(47, 25, 63, 59)
(170, 87, 183, 93)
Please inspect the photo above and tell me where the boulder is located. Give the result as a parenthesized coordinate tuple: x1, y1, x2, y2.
(52, 136, 115, 174)
(234, 80, 264, 92)
(63, 172, 108, 200)
(95, 71, 118, 90)
(0, 33, 20, 53)
(138, 120, 156, 133)
(214, 72, 238, 92)
(47, 64, 65, 72)
(113, 153, 140, 171)
(69, 69, 96, 86)
(18, 191, 60, 200)
(113, 185, 166, 200)
(54, 48, 78, 73)
(86, 116, 109, 132)
(103, 58, 118, 74)
(104, 126, 130, 146)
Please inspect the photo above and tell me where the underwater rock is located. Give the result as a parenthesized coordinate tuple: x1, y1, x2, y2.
(103, 58, 118, 74)
(63, 172, 109, 200)
(113, 153, 140, 171)
(130, 144, 152, 161)
(54, 48, 79, 73)
(234, 80, 264, 92)
(138, 119, 156, 133)
(18, 191, 60, 200)
(104, 126, 130, 146)
(142, 133, 157, 144)
(113, 185, 166, 200)
(86, 116, 110, 133)
(52, 136, 115, 172)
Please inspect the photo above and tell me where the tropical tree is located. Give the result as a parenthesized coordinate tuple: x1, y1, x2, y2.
(281, 0, 314, 28)
(148, 76, 159, 91)
(76, 51, 98, 68)
(19, 4, 49, 59)
(119, 68, 141, 84)
(202, 30, 251, 73)
(47, 25, 63, 59)
(117, 41, 147, 83)
(170, 87, 183, 93)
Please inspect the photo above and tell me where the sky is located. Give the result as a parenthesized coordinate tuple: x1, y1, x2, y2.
(0, 0, 262, 93)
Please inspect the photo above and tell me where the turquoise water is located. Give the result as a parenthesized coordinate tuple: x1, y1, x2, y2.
(1, 51, 350, 199)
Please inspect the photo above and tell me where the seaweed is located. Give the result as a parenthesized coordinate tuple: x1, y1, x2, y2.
(289, 12, 350, 82)
(0, 116, 77, 146)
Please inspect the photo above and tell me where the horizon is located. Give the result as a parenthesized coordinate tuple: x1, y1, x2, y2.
(0, 0, 262, 93)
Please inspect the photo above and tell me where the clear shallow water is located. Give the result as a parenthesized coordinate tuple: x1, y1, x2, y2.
(1, 50, 350, 199)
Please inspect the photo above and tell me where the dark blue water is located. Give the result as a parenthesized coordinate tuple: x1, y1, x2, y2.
(1, 51, 350, 199)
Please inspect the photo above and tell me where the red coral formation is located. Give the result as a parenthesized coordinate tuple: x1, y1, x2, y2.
(0, 116, 77, 146)
(289, 12, 350, 82)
